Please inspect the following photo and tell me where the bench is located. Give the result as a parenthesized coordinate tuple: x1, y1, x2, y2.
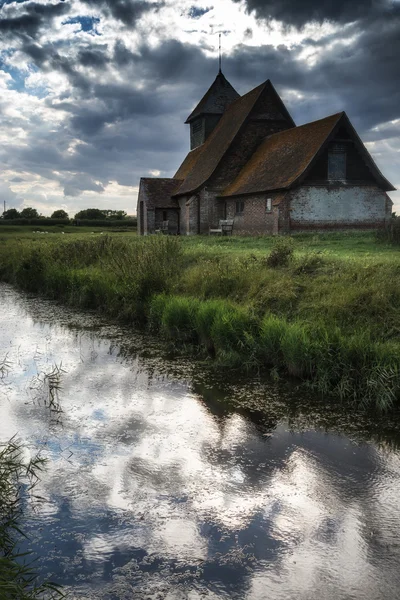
(209, 219, 234, 236)
(155, 220, 169, 234)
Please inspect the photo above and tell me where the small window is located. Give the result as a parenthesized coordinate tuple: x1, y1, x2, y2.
(236, 201, 244, 215)
(266, 198, 272, 212)
(328, 144, 346, 180)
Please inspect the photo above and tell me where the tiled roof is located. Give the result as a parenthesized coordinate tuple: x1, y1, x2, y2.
(174, 82, 267, 196)
(221, 113, 344, 196)
(221, 111, 395, 196)
(185, 71, 240, 123)
(139, 178, 181, 209)
(174, 145, 204, 180)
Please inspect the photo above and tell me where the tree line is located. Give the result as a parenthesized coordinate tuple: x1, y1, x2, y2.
(1, 208, 129, 220)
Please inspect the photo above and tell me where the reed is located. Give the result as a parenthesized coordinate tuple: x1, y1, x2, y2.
(1, 233, 400, 410)
(0, 437, 64, 598)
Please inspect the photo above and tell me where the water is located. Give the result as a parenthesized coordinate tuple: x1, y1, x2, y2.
(1, 283, 400, 599)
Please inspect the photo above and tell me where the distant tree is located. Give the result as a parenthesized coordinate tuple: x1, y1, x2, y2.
(51, 209, 69, 219)
(3, 208, 20, 220)
(74, 208, 106, 220)
(20, 207, 39, 218)
(104, 210, 127, 220)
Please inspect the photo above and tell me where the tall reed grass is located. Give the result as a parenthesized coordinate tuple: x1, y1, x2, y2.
(0, 437, 64, 598)
(1, 234, 400, 410)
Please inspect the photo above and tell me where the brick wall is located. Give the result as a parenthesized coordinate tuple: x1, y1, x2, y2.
(289, 185, 390, 230)
(147, 209, 155, 233)
(225, 194, 276, 235)
(187, 195, 199, 235)
(178, 197, 188, 235)
(155, 209, 180, 234)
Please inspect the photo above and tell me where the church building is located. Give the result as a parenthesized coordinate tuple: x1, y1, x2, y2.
(137, 71, 394, 235)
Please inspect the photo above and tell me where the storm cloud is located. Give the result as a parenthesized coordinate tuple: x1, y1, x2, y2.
(80, 0, 165, 26)
(233, 0, 396, 27)
(0, 0, 398, 214)
(0, 1, 69, 37)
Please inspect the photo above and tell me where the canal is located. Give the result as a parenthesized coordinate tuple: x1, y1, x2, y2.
(1, 283, 400, 599)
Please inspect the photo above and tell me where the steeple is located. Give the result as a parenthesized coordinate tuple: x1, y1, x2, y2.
(185, 72, 240, 150)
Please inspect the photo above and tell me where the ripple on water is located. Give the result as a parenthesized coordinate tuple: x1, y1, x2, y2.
(1, 283, 400, 599)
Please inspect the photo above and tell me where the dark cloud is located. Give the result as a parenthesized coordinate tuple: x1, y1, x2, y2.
(0, 0, 398, 209)
(80, 0, 164, 26)
(0, 1, 69, 38)
(63, 174, 105, 197)
(78, 48, 109, 69)
(232, 0, 393, 27)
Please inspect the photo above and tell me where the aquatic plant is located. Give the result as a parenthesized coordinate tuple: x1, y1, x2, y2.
(0, 437, 64, 599)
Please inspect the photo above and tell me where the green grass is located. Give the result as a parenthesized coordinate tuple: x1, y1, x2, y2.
(0, 230, 399, 410)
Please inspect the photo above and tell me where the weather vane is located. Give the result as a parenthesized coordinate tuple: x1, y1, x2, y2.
(219, 32, 222, 73)
(210, 28, 224, 73)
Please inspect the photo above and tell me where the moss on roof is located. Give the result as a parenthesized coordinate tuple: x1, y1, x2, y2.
(221, 113, 344, 196)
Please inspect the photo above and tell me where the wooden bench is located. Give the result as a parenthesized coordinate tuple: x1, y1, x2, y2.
(156, 220, 169, 234)
(209, 219, 234, 235)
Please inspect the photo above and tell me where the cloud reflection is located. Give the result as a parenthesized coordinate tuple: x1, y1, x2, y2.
(1, 283, 400, 599)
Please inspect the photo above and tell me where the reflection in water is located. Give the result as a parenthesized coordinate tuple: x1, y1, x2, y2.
(1, 283, 400, 599)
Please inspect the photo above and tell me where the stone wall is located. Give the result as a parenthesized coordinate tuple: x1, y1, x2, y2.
(289, 185, 391, 230)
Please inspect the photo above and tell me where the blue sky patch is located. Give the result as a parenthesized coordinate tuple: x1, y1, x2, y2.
(63, 16, 101, 34)
(187, 5, 213, 19)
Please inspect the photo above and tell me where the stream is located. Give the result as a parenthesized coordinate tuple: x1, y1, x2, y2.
(1, 282, 400, 599)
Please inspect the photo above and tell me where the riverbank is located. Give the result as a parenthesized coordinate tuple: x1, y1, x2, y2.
(0, 231, 399, 410)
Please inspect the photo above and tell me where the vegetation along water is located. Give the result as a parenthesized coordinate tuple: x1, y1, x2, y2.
(0, 227, 400, 410)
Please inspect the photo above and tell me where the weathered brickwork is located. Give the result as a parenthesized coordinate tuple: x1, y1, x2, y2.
(225, 194, 276, 235)
(178, 197, 187, 235)
(137, 76, 394, 236)
(185, 195, 200, 235)
(147, 209, 155, 234)
(154, 208, 180, 234)
(289, 186, 391, 230)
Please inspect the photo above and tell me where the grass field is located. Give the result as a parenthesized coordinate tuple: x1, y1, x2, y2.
(0, 227, 399, 410)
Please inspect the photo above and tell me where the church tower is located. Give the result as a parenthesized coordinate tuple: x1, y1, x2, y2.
(185, 71, 240, 150)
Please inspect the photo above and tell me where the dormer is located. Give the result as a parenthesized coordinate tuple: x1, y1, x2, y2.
(185, 71, 240, 150)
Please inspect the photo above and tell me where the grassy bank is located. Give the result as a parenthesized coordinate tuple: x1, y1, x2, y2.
(0, 232, 399, 410)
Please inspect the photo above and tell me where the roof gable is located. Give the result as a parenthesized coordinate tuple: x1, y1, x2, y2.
(251, 80, 295, 127)
(175, 80, 293, 197)
(338, 113, 395, 192)
(221, 112, 395, 197)
(185, 71, 240, 124)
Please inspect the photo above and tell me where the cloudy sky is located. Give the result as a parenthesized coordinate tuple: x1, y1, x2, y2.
(0, 0, 399, 216)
